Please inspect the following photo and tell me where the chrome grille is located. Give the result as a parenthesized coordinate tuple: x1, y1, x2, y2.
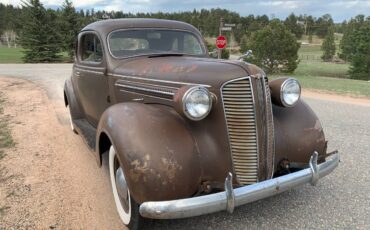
(222, 77, 258, 185)
(263, 76, 275, 178)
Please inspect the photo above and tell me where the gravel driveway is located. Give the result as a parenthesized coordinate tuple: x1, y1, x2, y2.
(0, 64, 369, 229)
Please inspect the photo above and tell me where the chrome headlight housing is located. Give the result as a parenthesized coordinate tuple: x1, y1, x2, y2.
(280, 78, 301, 107)
(182, 86, 212, 121)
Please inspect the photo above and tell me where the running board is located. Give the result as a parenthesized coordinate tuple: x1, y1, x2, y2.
(73, 119, 97, 151)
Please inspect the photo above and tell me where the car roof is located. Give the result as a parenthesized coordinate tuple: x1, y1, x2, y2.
(81, 18, 201, 36)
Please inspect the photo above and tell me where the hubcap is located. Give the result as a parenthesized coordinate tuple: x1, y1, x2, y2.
(114, 158, 130, 213)
(115, 167, 128, 201)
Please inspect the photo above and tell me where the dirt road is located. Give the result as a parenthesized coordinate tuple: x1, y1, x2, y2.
(0, 64, 369, 229)
(0, 77, 122, 229)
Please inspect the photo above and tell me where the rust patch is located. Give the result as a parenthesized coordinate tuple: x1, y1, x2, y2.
(129, 158, 149, 182)
(159, 64, 198, 74)
(185, 65, 198, 73)
(161, 157, 182, 181)
(159, 64, 174, 73)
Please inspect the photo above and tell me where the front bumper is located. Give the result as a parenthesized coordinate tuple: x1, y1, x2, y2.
(139, 151, 340, 219)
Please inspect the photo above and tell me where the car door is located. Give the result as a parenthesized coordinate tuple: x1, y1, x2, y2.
(73, 31, 110, 127)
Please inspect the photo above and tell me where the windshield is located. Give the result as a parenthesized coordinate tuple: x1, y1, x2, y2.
(108, 29, 206, 58)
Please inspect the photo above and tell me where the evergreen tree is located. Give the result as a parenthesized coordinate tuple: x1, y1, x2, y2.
(284, 13, 304, 38)
(316, 14, 334, 38)
(242, 20, 300, 73)
(339, 15, 365, 61)
(18, 0, 62, 63)
(348, 22, 370, 80)
(0, 4, 5, 35)
(321, 26, 336, 61)
(60, 0, 80, 60)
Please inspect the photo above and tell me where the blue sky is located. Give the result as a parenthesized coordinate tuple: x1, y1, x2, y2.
(1, 0, 370, 22)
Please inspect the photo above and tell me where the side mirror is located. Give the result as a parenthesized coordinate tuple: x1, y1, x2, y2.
(209, 49, 218, 58)
(238, 50, 253, 60)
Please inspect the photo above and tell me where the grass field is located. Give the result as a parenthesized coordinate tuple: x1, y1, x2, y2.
(0, 47, 24, 63)
(294, 61, 350, 79)
(276, 36, 370, 98)
(270, 75, 370, 98)
(0, 47, 70, 63)
(271, 43, 370, 98)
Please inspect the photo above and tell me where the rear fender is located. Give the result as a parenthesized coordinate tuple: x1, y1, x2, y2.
(96, 103, 201, 203)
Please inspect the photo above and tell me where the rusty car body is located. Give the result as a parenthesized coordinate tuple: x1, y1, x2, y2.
(64, 18, 339, 229)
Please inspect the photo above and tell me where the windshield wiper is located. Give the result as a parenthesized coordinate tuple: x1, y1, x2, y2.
(148, 53, 184, 58)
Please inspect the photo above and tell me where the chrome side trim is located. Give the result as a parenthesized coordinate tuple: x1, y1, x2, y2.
(75, 67, 104, 75)
(139, 152, 340, 219)
(116, 79, 179, 90)
(118, 89, 174, 102)
(109, 73, 211, 88)
(116, 83, 175, 96)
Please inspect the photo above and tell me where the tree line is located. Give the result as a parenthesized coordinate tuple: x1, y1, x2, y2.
(0, 0, 369, 80)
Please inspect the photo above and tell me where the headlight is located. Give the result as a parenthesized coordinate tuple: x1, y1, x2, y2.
(281, 78, 301, 107)
(182, 86, 212, 121)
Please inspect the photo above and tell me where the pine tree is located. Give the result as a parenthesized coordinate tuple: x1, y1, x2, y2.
(60, 0, 80, 60)
(321, 26, 336, 61)
(243, 20, 300, 73)
(18, 0, 62, 63)
(284, 13, 304, 39)
(348, 22, 370, 80)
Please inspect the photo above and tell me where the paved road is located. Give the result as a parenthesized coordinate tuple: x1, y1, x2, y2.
(0, 64, 369, 229)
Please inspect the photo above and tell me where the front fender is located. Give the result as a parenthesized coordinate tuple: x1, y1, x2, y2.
(273, 100, 327, 169)
(97, 103, 201, 203)
(64, 78, 84, 119)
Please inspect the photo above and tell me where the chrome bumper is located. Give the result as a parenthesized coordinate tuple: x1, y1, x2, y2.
(139, 152, 339, 219)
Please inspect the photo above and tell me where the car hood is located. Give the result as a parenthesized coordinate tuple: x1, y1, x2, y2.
(111, 56, 264, 89)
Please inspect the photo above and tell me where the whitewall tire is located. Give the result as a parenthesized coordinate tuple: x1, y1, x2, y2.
(109, 146, 142, 229)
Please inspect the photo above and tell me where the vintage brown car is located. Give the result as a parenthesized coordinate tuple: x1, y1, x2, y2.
(64, 18, 339, 229)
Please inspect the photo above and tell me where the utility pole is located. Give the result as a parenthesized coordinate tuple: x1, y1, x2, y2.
(218, 17, 224, 59)
(304, 15, 308, 36)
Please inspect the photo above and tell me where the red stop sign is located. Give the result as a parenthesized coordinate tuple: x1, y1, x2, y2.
(216, 35, 227, 49)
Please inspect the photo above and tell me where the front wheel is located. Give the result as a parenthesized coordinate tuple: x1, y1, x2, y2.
(109, 146, 142, 229)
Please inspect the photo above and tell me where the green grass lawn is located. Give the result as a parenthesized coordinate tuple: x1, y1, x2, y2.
(0, 47, 70, 63)
(271, 45, 369, 98)
(271, 46, 369, 98)
(278, 40, 370, 98)
(294, 61, 350, 79)
(270, 75, 370, 98)
(0, 47, 24, 63)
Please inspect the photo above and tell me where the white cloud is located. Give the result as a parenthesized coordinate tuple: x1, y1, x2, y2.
(0, 0, 107, 7)
(1, 0, 369, 21)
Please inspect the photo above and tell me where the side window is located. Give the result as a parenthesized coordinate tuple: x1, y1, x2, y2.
(81, 33, 103, 63)
(183, 34, 202, 55)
